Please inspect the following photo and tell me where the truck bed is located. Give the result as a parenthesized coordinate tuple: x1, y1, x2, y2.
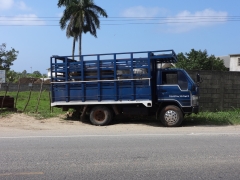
(50, 50, 177, 107)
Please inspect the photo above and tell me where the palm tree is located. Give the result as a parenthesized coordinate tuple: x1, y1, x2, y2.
(58, 0, 108, 59)
(65, 17, 79, 59)
(58, 0, 72, 7)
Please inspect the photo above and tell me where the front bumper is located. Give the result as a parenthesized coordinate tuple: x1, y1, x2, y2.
(192, 106, 199, 114)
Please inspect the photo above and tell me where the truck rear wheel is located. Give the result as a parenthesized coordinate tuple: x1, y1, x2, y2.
(160, 105, 183, 127)
(90, 106, 112, 126)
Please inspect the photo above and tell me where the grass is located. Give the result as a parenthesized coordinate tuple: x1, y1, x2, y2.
(0, 90, 63, 119)
(184, 109, 240, 126)
(1, 91, 240, 125)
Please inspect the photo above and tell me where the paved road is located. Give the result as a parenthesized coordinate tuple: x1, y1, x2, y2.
(0, 128, 240, 180)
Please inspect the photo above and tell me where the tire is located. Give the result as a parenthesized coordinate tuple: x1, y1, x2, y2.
(160, 105, 183, 127)
(89, 106, 112, 126)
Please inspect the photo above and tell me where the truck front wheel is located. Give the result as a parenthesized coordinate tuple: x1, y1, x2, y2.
(160, 105, 183, 127)
(90, 106, 112, 126)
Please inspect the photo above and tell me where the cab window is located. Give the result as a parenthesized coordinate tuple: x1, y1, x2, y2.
(162, 71, 188, 90)
(162, 72, 177, 84)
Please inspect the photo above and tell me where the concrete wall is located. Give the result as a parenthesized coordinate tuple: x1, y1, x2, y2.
(187, 70, 240, 111)
(1, 70, 240, 112)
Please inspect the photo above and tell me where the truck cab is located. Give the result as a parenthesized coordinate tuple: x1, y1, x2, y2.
(147, 52, 200, 127)
(157, 68, 199, 114)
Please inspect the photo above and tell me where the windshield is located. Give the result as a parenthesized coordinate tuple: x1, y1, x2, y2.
(182, 70, 195, 85)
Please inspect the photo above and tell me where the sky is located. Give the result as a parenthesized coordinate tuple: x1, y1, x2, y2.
(0, 0, 239, 74)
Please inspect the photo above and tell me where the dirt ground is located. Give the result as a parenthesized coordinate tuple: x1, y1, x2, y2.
(0, 113, 84, 131)
(1, 113, 240, 135)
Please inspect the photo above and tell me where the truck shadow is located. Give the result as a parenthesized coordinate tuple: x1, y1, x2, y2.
(182, 116, 233, 127)
(66, 114, 233, 127)
(112, 116, 233, 127)
(112, 115, 163, 127)
(112, 114, 234, 127)
(65, 113, 163, 127)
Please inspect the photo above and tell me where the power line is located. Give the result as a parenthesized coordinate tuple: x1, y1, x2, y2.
(1, 15, 240, 18)
(0, 20, 239, 26)
(1, 17, 240, 22)
(0, 16, 239, 26)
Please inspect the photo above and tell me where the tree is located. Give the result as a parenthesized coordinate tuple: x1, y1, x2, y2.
(58, 0, 108, 58)
(58, 0, 72, 6)
(32, 71, 42, 78)
(21, 70, 27, 77)
(6, 70, 18, 82)
(0, 43, 18, 71)
(175, 49, 228, 71)
(42, 73, 48, 78)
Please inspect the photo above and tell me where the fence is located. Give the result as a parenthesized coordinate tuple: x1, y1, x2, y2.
(1, 83, 50, 92)
(0, 70, 240, 112)
(0, 80, 52, 113)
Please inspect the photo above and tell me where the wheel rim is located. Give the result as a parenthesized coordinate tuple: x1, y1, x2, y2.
(94, 110, 105, 122)
(164, 110, 178, 125)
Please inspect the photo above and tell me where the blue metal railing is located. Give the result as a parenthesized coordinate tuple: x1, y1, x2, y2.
(50, 50, 178, 103)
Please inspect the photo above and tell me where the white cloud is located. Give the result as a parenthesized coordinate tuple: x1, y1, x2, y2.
(0, 1, 45, 26)
(0, 0, 14, 10)
(121, 6, 166, 18)
(165, 9, 228, 33)
(16, 1, 31, 11)
(0, 14, 46, 26)
(0, 0, 31, 11)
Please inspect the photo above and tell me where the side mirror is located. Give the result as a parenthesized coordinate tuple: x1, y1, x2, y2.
(196, 73, 202, 86)
(197, 73, 200, 83)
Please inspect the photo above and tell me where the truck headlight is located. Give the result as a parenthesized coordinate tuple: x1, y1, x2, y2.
(192, 95, 198, 106)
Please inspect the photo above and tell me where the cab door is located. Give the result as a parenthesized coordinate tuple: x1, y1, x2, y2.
(157, 70, 191, 107)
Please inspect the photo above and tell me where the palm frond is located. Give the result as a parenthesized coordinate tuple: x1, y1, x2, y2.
(57, 0, 78, 7)
(59, 0, 108, 56)
(89, 5, 108, 18)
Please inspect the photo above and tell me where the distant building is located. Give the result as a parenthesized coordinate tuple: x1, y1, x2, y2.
(218, 56, 230, 70)
(229, 54, 240, 71)
(47, 68, 63, 78)
(0, 70, 6, 83)
(218, 54, 240, 71)
(47, 68, 51, 78)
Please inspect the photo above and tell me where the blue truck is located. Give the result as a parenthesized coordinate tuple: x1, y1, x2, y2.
(50, 50, 200, 127)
